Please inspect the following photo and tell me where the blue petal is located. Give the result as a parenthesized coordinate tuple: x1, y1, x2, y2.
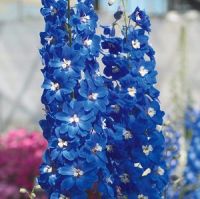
(55, 112, 68, 122)
(63, 150, 76, 161)
(61, 177, 75, 191)
(58, 165, 73, 176)
(79, 121, 91, 131)
(80, 111, 94, 121)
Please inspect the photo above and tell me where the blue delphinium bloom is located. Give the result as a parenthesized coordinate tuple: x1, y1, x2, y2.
(55, 101, 95, 138)
(41, 71, 77, 104)
(101, 6, 168, 198)
(58, 160, 98, 196)
(130, 7, 151, 32)
(70, 1, 98, 36)
(49, 44, 84, 78)
(162, 121, 181, 199)
(163, 122, 180, 174)
(182, 107, 200, 199)
(79, 75, 108, 113)
(38, 0, 113, 198)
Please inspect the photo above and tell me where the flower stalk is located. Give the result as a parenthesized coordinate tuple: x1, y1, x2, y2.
(67, 0, 72, 46)
(121, 0, 128, 39)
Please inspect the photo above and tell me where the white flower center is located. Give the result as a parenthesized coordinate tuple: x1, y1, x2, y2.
(73, 168, 84, 177)
(148, 107, 156, 117)
(142, 145, 153, 156)
(142, 168, 151, 177)
(44, 165, 52, 173)
(106, 177, 113, 184)
(132, 40, 141, 49)
(128, 87, 137, 97)
(156, 125, 163, 132)
(136, 15, 141, 21)
(59, 195, 69, 199)
(62, 59, 71, 69)
(138, 194, 148, 199)
(58, 138, 68, 148)
(88, 93, 98, 100)
(92, 143, 103, 153)
(81, 15, 90, 23)
(51, 82, 60, 91)
(139, 66, 148, 77)
(134, 162, 143, 169)
(112, 66, 120, 73)
(120, 173, 130, 184)
(50, 6, 57, 15)
(45, 36, 53, 45)
(106, 145, 113, 152)
(123, 130, 133, 140)
(111, 104, 120, 113)
(102, 119, 107, 129)
(84, 39, 92, 47)
(69, 114, 80, 123)
(157, 167, 165, 176)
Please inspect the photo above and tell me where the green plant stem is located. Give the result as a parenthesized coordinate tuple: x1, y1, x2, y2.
(179, 183, 200, 199)
(68, 0, 72, 46)
(121, 0, 128, 40)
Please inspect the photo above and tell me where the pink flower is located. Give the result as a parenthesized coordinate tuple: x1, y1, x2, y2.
(0, 129, 47, 195)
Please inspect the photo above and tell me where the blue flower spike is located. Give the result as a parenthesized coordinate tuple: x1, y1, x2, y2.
(38, 0, 112, 198)
(38, 0, 168, 198)
(101, 5, 168, 199)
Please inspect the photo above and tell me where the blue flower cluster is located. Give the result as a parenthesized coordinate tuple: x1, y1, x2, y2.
(163, 121, 180, 174)
(166, 107, 200, 199)
(38, 1, 168, 198)
(162, 121, 180, 199)
(38, 0, 112, 198)
(183, 107, 200, 198)
(101, 6, 168, 199)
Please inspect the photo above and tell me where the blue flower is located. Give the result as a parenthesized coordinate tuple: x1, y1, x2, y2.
(40, 28, 67, 47)
(41, 0, 67, 25)
(48, 131, 79, 162)
(79, 77, 108, 113)
(39, 0, 167, 197)
(129, 7, 151, 32)
(75, 34, 101, 58)
(125, 28, 149, 59)
(101, 36, 122, 54)
(101, 5, 168, 198)
(55, 101, 95, 138)
(49, 45, 84, 78)
(79, 133, 108, 168)
(41, 71, 76, 104)
(58, 160, 97, 193)
(114, 6, 123, 21)
(146, 101, 164, 125)
(38, 151, 60, 194)
(70, 1, 98, 35)
(182, 108, 200, 198)
(102, 55, 129, 80)
(101, 25, 116, 37)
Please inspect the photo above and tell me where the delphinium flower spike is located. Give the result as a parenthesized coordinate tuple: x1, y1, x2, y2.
(38, 0, 113, 198)
(101, 5, 168, 198)
(163, 120, 181, 199)
(180, 107, 200, 198)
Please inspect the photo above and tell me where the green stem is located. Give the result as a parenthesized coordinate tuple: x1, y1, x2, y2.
(121, 0, 128, 40)
(67, 0, 72, 46)
(179, 184, 200, 199)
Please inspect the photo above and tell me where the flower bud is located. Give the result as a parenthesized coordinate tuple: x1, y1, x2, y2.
(19, 188, 28, 194)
